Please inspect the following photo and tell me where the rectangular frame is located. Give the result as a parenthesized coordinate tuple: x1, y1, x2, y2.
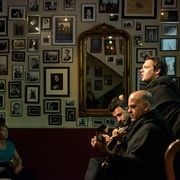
(44, 99, 61, 113)
(12, 65, 23, 80)
(44, 67, 70, 97)
(122, 20, 134, 29)
(61, 47, 73, 63)
(27, 15, 40, 34)
(92, 117, 104, 126)
(27, 106, 41, 116)
(0, 55, 8, 75)
(133, 34, 143, 47)
(8, 81, 21, 98)
(52, 15, 76, 45)
(12, 39, 25, 50)
(12, 51, 25, 62)
(81, 4, 96, 22)
(44, 0, 58, 11)
(160, 10, 178, 22)
(28, 55, 39, 70)
(0, 79, 6, 92)
(41, 31, 51, 45)
(136, 48, 157, 63)
(160, 38, 179, 51)
(13, 21, 25, 37)
(28, 0, 39, 12)
(90, 37, 102, 53)
(0, 17, 7, 36)
(43, 50, 59, 63)
(145, 26, 158, 42)
(25, 71, 40, 83)
(65, 107, 75, 121)
(99, 0, 119, 13)
(10, 101, 23, 117)
(64, 0, 76, 11)
(27, 37, 39, 52)
(162, 56, 176, 76)
(0, 0, 6, 14)
(76, 117, 88, 126)
(41, 17, 51, 30)
(8, 6, 26, 20)
(172, 77, 180, 88)
(25, 85, 40, 103)
(48, 115, 62, 125)
(0, 94, 5, 109)
(162, 24, 178, 36)
(0, 39, 9, 53)
(122, 0, 157, 19)
(161, 0, 177, 8)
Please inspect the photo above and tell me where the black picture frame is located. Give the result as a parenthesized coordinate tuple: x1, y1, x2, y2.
(99, 0, 119, 13)
(76, 117, 88, 126)
(48, 115, 62, 125)
(10, 101, 23, 117)
(81, 4, 96, 22)
(43, 50, 59, 63)
(25, 85, 40, 103)
(27, 15, 40, 34)
(160, 10, 178, 22)
(92, 117, 104, 126)
(0, 79, 6, 92)
(0, 16, 7, 36)
(0, 39, 9, 53)
(0, 94, 5, 109)
(41, 17, 51, 30)
(161, 0, 177, 9)
(162, 56, 176, 76)
(13, 21, 25, 37)
(27, 106, 41, 116)
(44, 99, 61, 114)
(65, 107, 75, 121)
(12, 51, 25, 61)
(145, 25, 158, 42)
(8, 81, 21, 98)
(160, 38, 179, 51)
(0, 55, 8, 75)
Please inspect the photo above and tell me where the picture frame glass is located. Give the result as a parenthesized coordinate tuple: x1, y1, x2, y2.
(81, 4, 96, 22)
(160, 38, 178, 51)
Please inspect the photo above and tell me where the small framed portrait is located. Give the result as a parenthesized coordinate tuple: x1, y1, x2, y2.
(28, 0, 39, 12)
(41, 17, 51, 30)
(12, 39, 25, 50)
(0, 55, 8, 75)
(0, 39, 9, 53)
(160, 38, 179, 51)
(81, 4, 96, 22)
(76, 117, 88, 126)
(27, 106, 41, 116)
(104, 39, 116, 55)
(162, 24, 178, 36)
(43, 50, 59, 63)
(10, 101, 23, 117)
(0, 79, 6, 92)
(106, 56, 115, 63)
(99, 0, 119, 13)
(65, 108, 76, 121)
(122, 20, 134, 29)
(90, 37, 102, 53)
(92, 117, 104, 126)
(162, 56, 176, 76)
(44, 0, 58, 11)
(27, 37, 39, 52)
(12, 51, 25, 62)
(41, 31, 51, 46)
(8, 81, 21, 98)
(44, 99, 61, 113)
(8, 6, 26, 20)
(64, 0, 76, 11)
(12, 65, 23, 80)
(65, 99, 75, 107)
(25, 71, 40, 83)
(0, 17, 7, 36)
(28, 55, 40, 70)
(48, 115, 62, 125)
(0, 94, 5, 109)
(145, 26, 158, 42)
(161, 0, 177, 8)
(160, 10, 178, 22)
(133, 34, 143, 47)
(13, 21, 25, 37)
(27, 15, 40, 34)
(108, 14, 119, 21)
(134, 21, 143, 32)
(61, 47, 73, 63)
(25, 85, 40, 103)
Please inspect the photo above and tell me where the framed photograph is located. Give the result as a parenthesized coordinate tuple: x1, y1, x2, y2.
(27, 106, 41, 116)
(27, 15, 40, 34)
(0, 79, 6, 92)
(12, 51, 25, 62)
(28, 0, 39, 12)
(44, 99, 61, 113)
(0, 55, 8, 75)
(136, 48, 157, 63)
(108, 14, 119, 21)
(145, 26, 158, 42)
(65, 99, 75, 107)
(161, 0, 177, 8)
(99, 0, 119, 13)
(41, 31, 51, 45)
(8, 6, 26, 20)
(13, 21, 25, 37)
(27, 37, 39, 52)
(28, 55, 39, 70)
(41, 17, 51, 30)
(162, 56, 176, 76)
(134, 21, 143, 31)
(105, 117, 116, 127)
(0, 94, 5, 109)
(122, 20, 134, 29)
(94, 80, 102, 90)
(133, 34, 143, 47)
(172, 77, 180, 88)
(0, 39, 9, 53)
(65, 107, 75, 121)
(90, 37, 102, 53)
(12, 65, 23, 80)
(0, 112, 6, 124)
(94, 66, 102, 77)
(44, 67, 70, 97)
(81, 4, 96, 22)
(25, 71, 40, 83)
(12, 39, 25, 50)
(122, 0, 157, 19)
(44, 1, 58, 11)
(10, 101, 22, 116)
(160, 38, 179, 51)
(76, 117, 88, 126)
(0, 17, 7, 36)
(104, 75, 112, 85)
(64, 0, 76, 11)
(48, 115, 62, 125)
(104, 39, 116, 55)
(25, 85, 40, 103)
(162, 24, 178, 36)
(52, 15, 76, 45)
(8, 81, 21, 98)
(160, 10, 178, 22)
(92, 117, 104, 126)
(43, 50, 59, 63)
(0, 0, 6, 14)
(61, 47, 73, 63)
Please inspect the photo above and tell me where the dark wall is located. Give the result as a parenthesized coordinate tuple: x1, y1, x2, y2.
(9, 128, 96, 180)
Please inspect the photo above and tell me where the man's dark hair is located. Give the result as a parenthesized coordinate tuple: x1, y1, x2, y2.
(108, 97, 127, 112)
(145, 56, 168, 76)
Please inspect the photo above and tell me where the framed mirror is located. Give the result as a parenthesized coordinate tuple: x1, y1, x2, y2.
(79, 23, 131, 116)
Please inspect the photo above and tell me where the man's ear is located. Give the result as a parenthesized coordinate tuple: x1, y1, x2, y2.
(155, 68, 161, 75)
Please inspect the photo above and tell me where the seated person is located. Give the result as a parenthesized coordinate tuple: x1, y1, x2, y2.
(0, 123, 36, 180)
